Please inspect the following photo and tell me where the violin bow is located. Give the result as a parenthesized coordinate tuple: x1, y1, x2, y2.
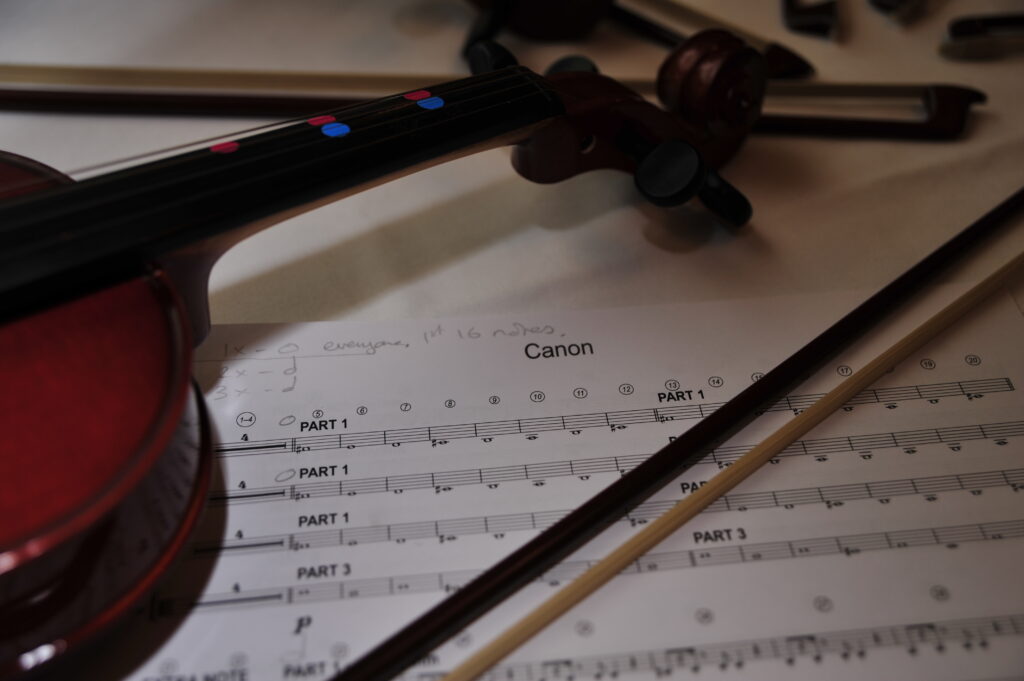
(330, 184, 1024, 681)
(443, 244, 1024, 681)
(0, 63, 986, 141)
(0, 63, 462, 96)
(621, 0, 813, 76)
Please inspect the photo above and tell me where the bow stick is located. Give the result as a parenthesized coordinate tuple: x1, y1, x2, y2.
(330, 185, 1024, 681)
(443, 245, 1024, 681)
(0, 63, 985, 140)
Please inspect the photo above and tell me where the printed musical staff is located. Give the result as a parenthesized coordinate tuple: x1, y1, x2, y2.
(474, 613, 1024, 679)
(213, 377, 1013, 458)
(198, 464, 1024, 558)
(208, 420, 1024, 505)
(129, 294, 1024, 679)
(168, 518, 1024, 614)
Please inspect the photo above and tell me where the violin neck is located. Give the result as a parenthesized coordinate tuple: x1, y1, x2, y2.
(0, 66, 563, 315)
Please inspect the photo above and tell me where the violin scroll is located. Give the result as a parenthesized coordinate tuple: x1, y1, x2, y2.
(513, 29, 764, 225)
(656, 29, 766, 166)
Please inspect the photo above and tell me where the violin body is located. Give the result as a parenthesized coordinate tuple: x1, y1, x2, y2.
(0, 70, 569, 673)
(0, 44, 762, 675)
(0, 280, 211, 677)
(0, 156, 212, 677)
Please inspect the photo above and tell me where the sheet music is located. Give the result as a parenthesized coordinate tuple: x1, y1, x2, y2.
(97, 286, 1024, 681)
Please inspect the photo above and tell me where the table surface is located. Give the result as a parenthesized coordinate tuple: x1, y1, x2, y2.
(1, 0, 1021, 326)
(3, 3, 1024, 680)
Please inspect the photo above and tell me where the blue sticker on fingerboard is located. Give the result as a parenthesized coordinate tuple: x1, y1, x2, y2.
(321, 122, 352, 138)
(416, 97, 445, 110)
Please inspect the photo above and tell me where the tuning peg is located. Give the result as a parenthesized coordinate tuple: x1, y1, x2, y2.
(544, 55, 599, 76)
(464, 40, 519, 75)
(781, 0, 839, 39)
(634, 140, 751, 225)
(462, 0, 514, 52)
(868, 0, 926, 25)
(940, 14, 1024, 61)
(695, 166, 752, 226)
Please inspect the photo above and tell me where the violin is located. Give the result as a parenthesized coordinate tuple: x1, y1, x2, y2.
(0, 30, 762, 678)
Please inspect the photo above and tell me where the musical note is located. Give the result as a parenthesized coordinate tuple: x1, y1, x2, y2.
(119, 292, 1024, 679)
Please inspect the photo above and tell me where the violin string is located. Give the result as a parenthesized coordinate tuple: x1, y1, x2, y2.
(4, 70, 555, 252)
(63, 81, 431, 178)
(0, 115, 317, 197)
(51, 90, 400, 180)
(76, 69, 538, 199)
(89, 76, 543, 220)
(0, 69, 535, 199)
(66, 117, 315, 178)
(64, 70, 524, 178)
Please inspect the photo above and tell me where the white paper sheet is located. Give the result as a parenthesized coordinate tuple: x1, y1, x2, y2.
(93, 286, 1024, 681)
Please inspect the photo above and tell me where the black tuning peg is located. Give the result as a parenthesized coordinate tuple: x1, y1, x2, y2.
(941, 14, 1024, 61)
(634, 140, 752, 225)
(782, 0, 839, 39)
(544, 55, 600, 75)
(466, 38, 520, 73)
(464, 40, 519, 75)
(868, 0, 926, 25)
(462, 0, 515, 54)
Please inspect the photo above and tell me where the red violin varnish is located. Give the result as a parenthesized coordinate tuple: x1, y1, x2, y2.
(0, 154, 211, 678)
(0, 33, 763, 677)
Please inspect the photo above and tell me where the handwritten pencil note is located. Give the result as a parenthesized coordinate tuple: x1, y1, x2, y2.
(95, 288, 1024, 680)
